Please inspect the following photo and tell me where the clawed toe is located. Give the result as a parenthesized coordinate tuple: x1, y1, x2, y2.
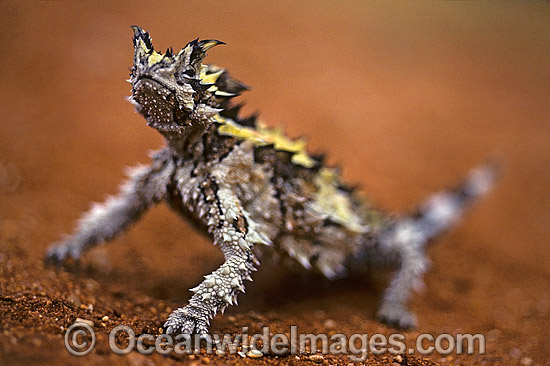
(376, 304, 417, 330)
(45, 244, 70, 266)
(164, 308, 209, 336)
(44, 243, 84, 271)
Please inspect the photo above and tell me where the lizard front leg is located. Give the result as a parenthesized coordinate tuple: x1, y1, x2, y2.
(46, 157, 173, 265)
(164, 182, 270, 335)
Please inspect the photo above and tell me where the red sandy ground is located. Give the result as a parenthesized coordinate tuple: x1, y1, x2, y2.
(0, 2, 549, 365)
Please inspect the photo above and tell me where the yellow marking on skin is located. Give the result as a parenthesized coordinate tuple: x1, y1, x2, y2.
(215, 114, 372, 229)
(258, 126, 316, 168)
(136, 39, 165, 66)
(215, 115, 317, 168)
(291, 153, 316, 168)
(217, 120, 268, 144)
(138, 39, 151, 53)
(178, 44, 190, 56)
(213, 114, 226, 123)
(200, 65, 224, 84)
(313, 168, 365, 232)
(214, 90, 238, 97)
(200, 40, 223, 52)
(147, 51, 164, 66)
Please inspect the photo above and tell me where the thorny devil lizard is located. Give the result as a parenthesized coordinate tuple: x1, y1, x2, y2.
(46, 26, 498, 334)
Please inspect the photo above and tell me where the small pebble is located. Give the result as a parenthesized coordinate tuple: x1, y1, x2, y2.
(520, 357, 533, 366)
(101, 315, 109, 322)
(215, 349, 225, 356)
(487, 329, 502, 340)
(247, 349, 263, 358)
(75, 318, 94, 327)
(395, 355, 403, 363)
(309, 354, 324, 363)
(509, 347, 521, 358)
(80, 304, 94, 311)
(323, 319, 336, 328)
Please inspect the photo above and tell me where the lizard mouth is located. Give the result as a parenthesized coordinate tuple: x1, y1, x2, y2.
(132, 78, 189, 132)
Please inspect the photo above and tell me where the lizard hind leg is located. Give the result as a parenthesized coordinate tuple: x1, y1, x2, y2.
(373, 161, 498, 329)
(374, 219, 430, 329)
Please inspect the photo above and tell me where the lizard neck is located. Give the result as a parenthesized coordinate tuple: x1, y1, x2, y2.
(161, 124, 209, 159)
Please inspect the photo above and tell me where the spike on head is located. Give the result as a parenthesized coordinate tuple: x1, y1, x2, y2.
(131, 25, 153, 50)
(131, 25, 158, 67)
(182, 39, 226, 79)
(128, 26, 232, 139)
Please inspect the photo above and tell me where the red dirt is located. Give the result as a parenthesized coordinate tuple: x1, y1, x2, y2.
(0, 2, 549, 365)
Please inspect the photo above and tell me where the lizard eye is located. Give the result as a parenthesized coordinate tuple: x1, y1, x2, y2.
(181, 68, 196, 79)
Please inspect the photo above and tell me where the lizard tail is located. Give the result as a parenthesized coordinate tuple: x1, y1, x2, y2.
(406, 160, 500, 244)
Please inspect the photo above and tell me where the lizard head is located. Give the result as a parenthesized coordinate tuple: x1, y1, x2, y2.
(128, 26, 247, 137)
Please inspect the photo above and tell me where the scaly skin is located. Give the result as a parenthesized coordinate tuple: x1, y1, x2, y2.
(46, 26, 497, 333)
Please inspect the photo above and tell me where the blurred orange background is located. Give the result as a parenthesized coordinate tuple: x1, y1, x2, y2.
(0, 2, 549, 365)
